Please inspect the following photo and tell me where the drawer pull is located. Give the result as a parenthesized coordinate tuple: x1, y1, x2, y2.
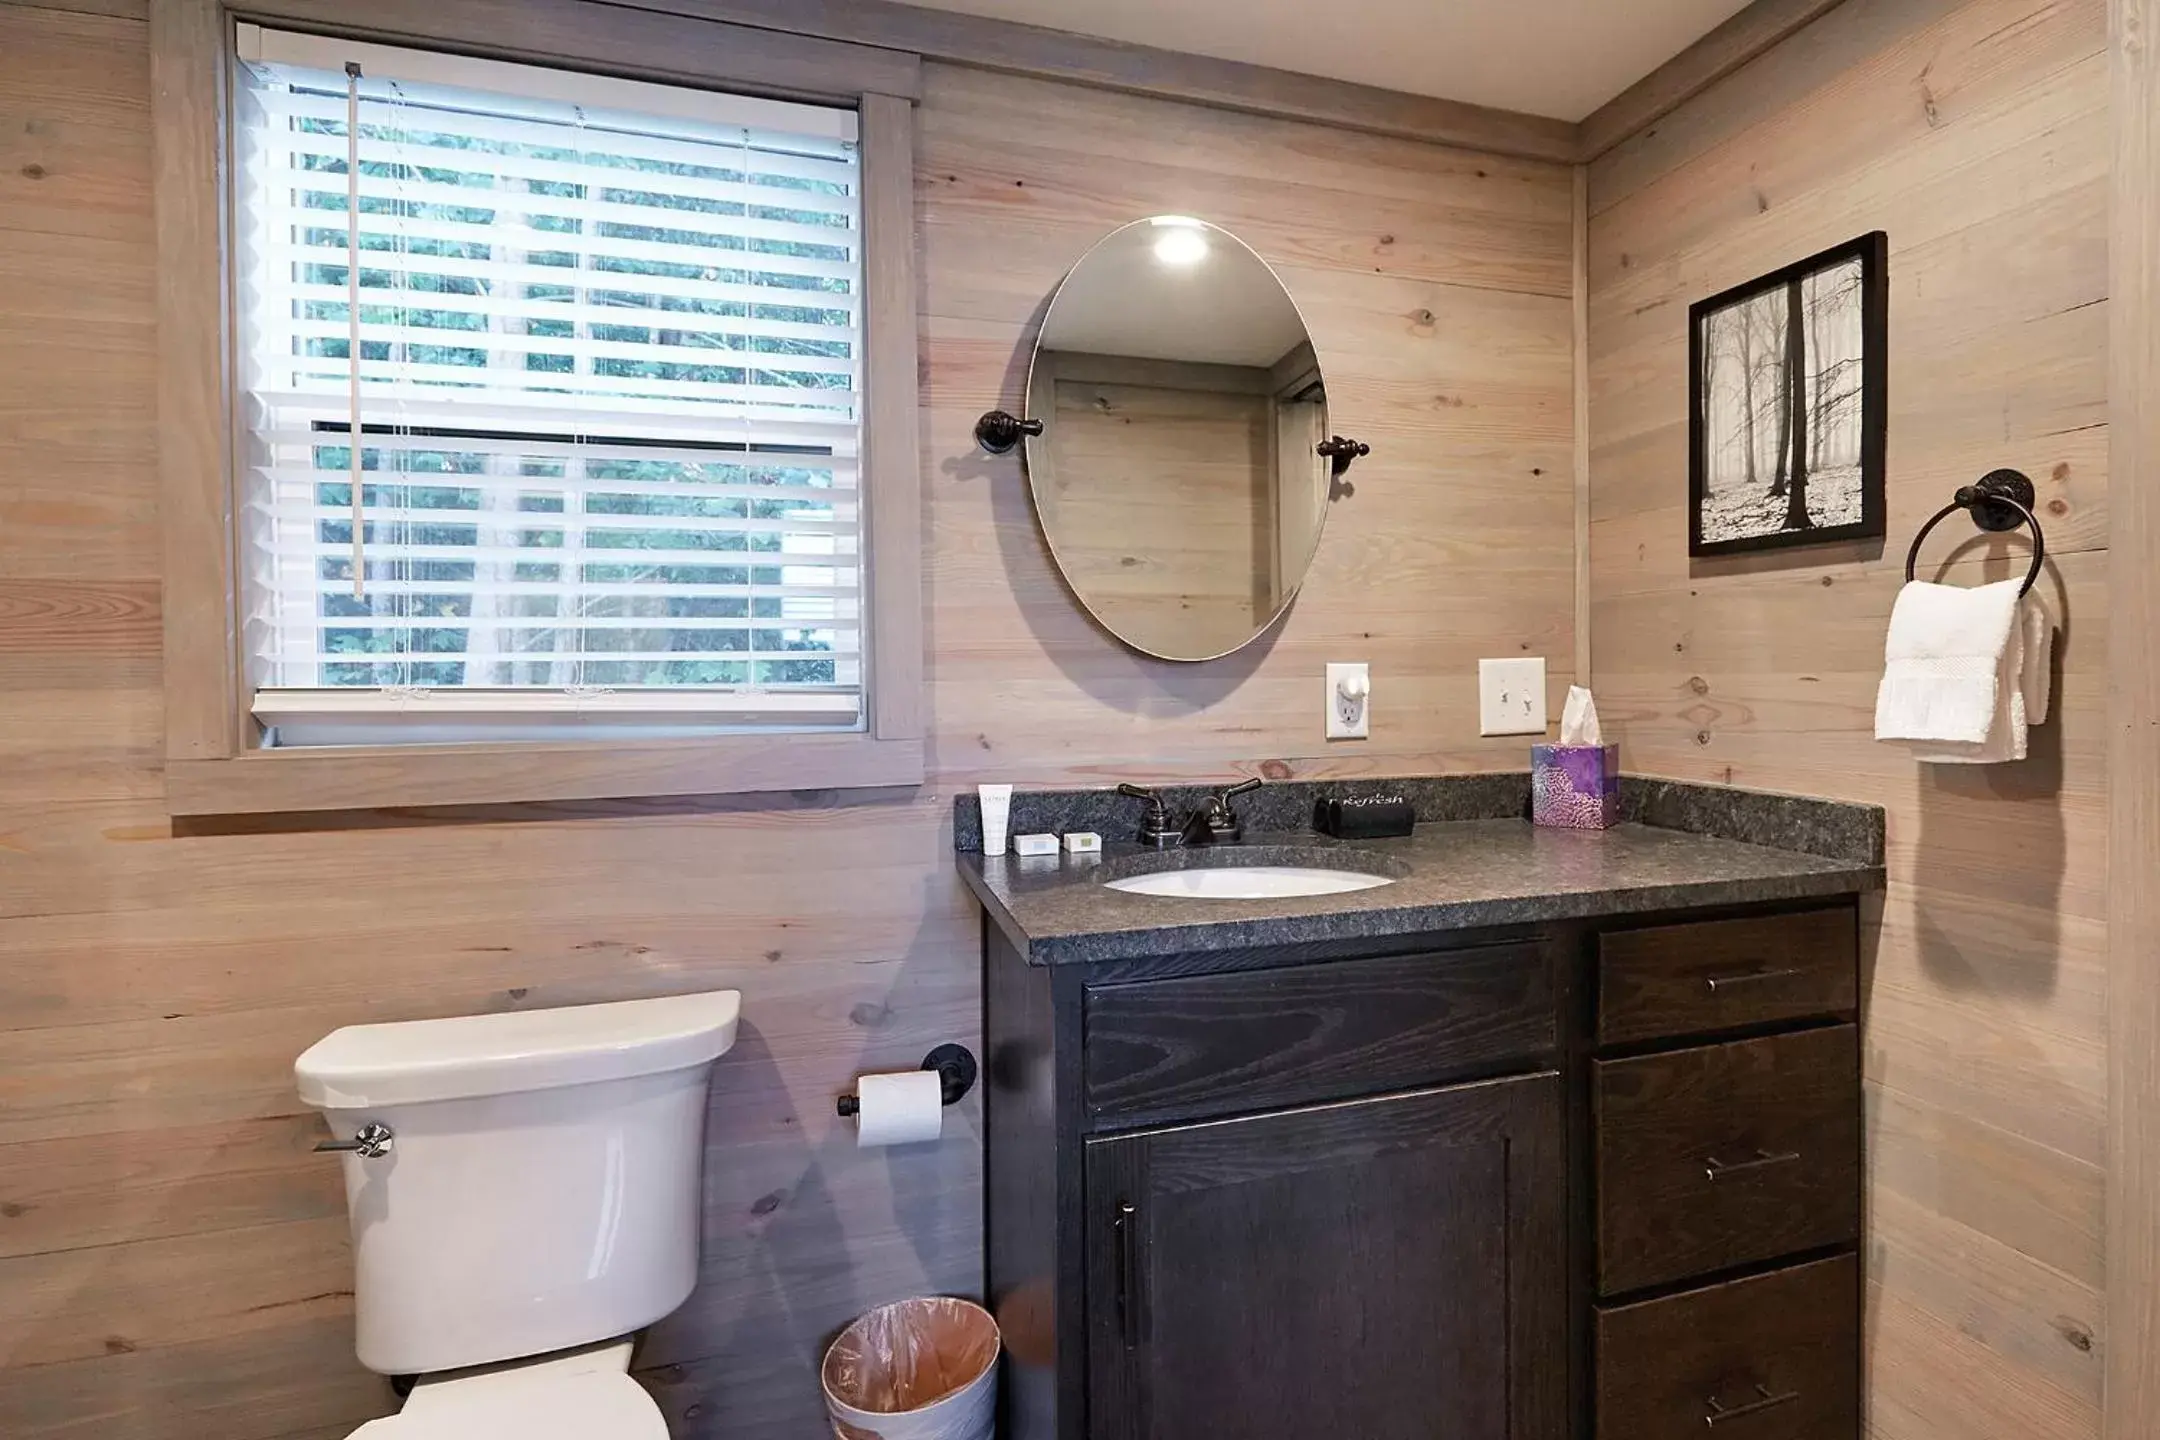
(1704, 1383, 1802, 1427)
(1704, 966, 1804, 995)
(1704, 1148, 1802, 1181)
(1114, 1200, 1142, 1349)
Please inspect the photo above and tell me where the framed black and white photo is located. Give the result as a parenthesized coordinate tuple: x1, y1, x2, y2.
(1688, 232, 1887, 557)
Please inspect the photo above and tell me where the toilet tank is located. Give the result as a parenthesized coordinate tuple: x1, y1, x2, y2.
(296, 991, 741, 1376)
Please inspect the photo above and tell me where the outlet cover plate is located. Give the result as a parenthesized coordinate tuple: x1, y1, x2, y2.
(1479, 658, 1547, 737)
(1326, 663, 1370, 740)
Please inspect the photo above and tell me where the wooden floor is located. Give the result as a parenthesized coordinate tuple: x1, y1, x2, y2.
(0, 4, 1577, 1435)
(1586, 1, 2108, 1436)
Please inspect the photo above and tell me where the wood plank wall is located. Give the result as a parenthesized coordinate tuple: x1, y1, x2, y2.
(2109, 6, 2160, 1438)
(0, 5, 1576, 1436)
(1585, 1, 2107, 1437)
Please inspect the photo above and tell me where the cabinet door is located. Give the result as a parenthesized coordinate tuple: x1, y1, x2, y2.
(1084, 1073, 1564, 1440)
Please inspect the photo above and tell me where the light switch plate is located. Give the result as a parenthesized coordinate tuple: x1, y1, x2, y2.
(1479, 658, 1548, 736)
(1326, 663, 1370, 740)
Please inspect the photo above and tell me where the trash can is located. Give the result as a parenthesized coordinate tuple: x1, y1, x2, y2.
(820, 1296, 1000, 1440)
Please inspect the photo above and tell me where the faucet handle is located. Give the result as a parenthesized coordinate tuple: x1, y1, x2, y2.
(1207, 778, 1262, 816)
(1117, 783, 1180, 849)
(1196, 778, 1262, 843)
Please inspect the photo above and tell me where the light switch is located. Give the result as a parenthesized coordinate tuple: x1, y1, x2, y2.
(1479, 658, 1547, 737)
(1326, 663, 1370, 740)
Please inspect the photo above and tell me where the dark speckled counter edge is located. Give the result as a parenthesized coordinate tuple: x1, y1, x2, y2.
(954, 772, 1883, 866)
(955, 856, 1882, 967)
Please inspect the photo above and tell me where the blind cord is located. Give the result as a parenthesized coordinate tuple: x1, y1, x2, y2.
(387, 77, 413, 689)
(344, 60, 365, 599)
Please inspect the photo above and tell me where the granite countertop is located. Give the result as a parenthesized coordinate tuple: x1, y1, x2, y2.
(955, 777, 1884, 966)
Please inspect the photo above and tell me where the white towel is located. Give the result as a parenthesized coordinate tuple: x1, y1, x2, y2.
(1874, 579, 2023, 744)
(1906, 604, 2027, 764)
(2020, 598, 2054, 728)
(1874, 579, 2053, 765)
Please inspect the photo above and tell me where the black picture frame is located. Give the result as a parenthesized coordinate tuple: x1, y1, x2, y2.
(1687, 231, 1888, 557)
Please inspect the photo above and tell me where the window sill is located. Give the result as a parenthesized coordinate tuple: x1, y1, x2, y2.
(164, 731, 924, 816)
(251, 688, 865, 747)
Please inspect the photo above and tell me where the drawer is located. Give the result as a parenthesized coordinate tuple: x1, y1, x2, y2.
(1596, 1254, 1858, 1440)
(1598, 909, 1857, 1047)
(1083, 944, 1554, 1123)
(1596, 1025, 1859, 1294)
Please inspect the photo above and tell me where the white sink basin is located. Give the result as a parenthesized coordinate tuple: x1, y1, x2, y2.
(1104, 866, 1397, 901)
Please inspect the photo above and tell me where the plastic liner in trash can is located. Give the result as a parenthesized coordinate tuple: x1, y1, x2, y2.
(820, 1297, 1000, 1440)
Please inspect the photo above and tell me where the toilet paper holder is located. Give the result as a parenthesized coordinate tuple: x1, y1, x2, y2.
(837, 1043, 978, 1117)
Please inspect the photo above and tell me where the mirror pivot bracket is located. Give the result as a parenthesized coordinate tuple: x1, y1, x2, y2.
(1317, 435, 1370, 478)
(975, 410, 1044, 454)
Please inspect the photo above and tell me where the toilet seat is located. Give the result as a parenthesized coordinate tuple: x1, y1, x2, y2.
(348, 1343, 667, 1440)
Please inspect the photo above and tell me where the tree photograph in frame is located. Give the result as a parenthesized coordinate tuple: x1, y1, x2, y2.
(1688, 232, 1887, 557)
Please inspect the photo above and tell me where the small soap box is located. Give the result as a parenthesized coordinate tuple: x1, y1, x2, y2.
(1313, 794, 1415, 840)
(1532, 744, 1621, 831)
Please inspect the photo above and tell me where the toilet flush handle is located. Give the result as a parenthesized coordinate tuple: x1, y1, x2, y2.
(315, 1121, 395, 1159)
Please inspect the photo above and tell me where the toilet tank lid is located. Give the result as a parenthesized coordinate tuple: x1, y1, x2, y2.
(296, 990, 742, 1110)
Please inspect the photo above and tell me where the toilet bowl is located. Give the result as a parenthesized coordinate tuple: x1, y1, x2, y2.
(296, 991, 741, 1438)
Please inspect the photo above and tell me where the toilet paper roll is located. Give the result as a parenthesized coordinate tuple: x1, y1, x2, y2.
(852, 1069, 945, 1148)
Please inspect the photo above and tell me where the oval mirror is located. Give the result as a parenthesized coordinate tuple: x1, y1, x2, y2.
(1023, 217, 1332, 662)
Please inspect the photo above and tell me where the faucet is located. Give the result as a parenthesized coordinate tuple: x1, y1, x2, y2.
(1116, 784, 1182, 848)
(1182, 779, 1262, 845)
(1117, 780, 1263, 849)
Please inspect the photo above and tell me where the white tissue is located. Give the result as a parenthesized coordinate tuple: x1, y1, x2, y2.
(1559, 686, 1602, 746)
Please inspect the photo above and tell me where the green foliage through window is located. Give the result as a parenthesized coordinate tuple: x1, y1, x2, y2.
(242, 56, 865, 711)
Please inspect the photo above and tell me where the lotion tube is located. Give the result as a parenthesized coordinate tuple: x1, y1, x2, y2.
(979, 784, 1014, 856)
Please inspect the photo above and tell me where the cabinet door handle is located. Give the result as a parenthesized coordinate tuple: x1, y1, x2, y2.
(1704, 1383, 1801, 1426)
(1703, 1148, 1802, 1181)
(1113, 1201, 1142, 1349)
(1704, 966, 1804, 995)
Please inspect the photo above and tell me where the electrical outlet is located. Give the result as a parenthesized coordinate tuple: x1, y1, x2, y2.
(1326, 663, 1370, 740)
(1479, 657, 1548, 736)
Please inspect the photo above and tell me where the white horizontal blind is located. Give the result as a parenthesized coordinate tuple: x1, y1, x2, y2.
(233, 29, 866, 744)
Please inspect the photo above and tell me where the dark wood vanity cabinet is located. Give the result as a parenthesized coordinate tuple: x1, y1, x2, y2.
(1081, 943, 1555, 1123)
(1595, 1254, 1859, 1440)
(1595, 1024, 1861, 1292)
(1589, 909, 1863, 1440)
(983, 900, 1864, 1440)
(1085, 1073, 1564, 1440)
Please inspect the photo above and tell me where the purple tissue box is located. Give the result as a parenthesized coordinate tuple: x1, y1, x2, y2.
(1532, 744, 1620, 830)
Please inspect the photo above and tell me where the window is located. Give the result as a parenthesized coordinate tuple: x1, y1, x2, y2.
(156, 7, 920, 814)
(235, 29, 867, 747)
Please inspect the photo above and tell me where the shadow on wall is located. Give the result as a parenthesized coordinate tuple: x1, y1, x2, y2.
(934, 292, 1283, 725)
(636, 1020, 825, 1430)
(636, 907, 982, 1435)
(1908, 538, 2070, 1002)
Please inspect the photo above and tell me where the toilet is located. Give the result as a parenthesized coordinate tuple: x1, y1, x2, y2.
(295, 990, 743, 1438)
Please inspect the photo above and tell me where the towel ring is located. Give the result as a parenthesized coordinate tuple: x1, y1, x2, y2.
(1904, 469, 2047, 597)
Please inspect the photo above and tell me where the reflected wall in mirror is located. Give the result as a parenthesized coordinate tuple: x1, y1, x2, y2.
(1024, 217, 1332, 662)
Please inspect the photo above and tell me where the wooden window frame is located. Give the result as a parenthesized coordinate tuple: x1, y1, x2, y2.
(152, 0, 925, 815)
